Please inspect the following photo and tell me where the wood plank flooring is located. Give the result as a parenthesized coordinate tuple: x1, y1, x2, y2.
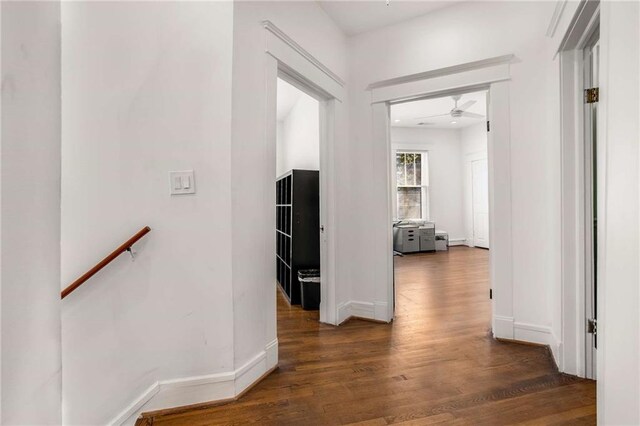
(141, 247, 596, 425)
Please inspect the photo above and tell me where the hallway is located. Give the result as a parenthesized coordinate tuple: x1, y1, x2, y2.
(140, 247, 596, 425)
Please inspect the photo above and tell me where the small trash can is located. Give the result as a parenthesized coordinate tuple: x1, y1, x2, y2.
(298, 269, 321, 310)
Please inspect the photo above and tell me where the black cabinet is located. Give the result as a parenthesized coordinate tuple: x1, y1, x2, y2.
(276, 169, 320, 304)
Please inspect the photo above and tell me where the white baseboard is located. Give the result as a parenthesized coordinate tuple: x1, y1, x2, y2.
(111, 339, 278, 426)
(350, 301, 375, 319)
(549, 332, 563, 370)
(493, 315, 514, 339)
(448, 238, 467, 246)
(337, 301, 351, 324)
(374, 301, 388, 321)
(337, 300, 390, 324)
(493, 317, 563, 370)
(513, 321, 552, 345)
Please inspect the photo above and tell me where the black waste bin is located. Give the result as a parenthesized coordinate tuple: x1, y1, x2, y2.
(298, 269, 320, 310)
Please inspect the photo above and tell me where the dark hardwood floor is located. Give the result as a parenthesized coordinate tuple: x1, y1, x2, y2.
(142, 247, 596, 425)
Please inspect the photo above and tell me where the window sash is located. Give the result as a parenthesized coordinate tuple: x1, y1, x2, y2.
(395, 151, 429, 220)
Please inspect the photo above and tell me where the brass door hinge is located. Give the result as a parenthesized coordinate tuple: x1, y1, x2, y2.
(585, 87, 599, 104)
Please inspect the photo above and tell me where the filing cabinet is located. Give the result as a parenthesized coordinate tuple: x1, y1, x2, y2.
(393, 225, 420, 253)
(419, 226, 436, 252)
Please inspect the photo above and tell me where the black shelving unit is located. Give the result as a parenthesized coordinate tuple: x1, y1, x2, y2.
(276, 169, 320, 304)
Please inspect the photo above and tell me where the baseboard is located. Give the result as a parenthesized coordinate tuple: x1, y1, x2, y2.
(492, 315, 514, 339)
(494, 317, 563, 370)
(513, 321, 552, 345)
(337, 301, 351, 324)
(337, 300, 390, 325)
(111, 339, 278, 426)
(548, 332, 563, 370)
(448, 238, 467, 246)
(498, 321, 563, 370)
(350, 300, 374, 319)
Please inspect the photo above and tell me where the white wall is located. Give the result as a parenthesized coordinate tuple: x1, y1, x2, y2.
(230, 0, 349, 383)
(391, 127, 465, 241)
(276, 94, 319, 177)
(598, 1, 640, 423)
(348, 1, 561, 344)
(1, 2, 62, 424)
(461, 122, 488, 155)
(61, 2, 234, 424)
(460, 123, 488, 246)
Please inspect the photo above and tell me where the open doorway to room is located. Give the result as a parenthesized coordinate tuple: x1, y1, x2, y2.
(390, 90, 490, 326)
(275, 77, 322, 321)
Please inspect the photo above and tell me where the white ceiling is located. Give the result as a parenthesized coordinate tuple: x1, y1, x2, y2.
(391, 90, 487, 129)
(317, 0, 462, 36)
(277, 78, 304, 121)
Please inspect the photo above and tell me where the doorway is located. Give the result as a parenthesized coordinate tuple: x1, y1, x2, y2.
(263, 21, 345, 329)
(369, 56, 514, 333)
(275, 77, 322, 315)
(389, 90, 490, 323)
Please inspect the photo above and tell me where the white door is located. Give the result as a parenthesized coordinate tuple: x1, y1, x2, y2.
(472, 158, 489, 248)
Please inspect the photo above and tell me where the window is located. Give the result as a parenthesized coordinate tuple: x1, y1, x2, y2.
(396, 152, 429, 220)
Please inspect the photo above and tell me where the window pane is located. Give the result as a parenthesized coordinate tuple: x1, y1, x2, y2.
(396, 153, 406, 185)
(415, 153, 422, 186)
(397, 187, 421, 219)
(405, 153, 415, 185)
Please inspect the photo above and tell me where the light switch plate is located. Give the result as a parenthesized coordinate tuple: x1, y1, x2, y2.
(169, 170, 195, 195)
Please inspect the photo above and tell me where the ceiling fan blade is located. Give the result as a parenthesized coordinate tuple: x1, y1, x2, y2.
(461, 111, 484, 119)
(457, 100, 476, 111)
(413, 113, 449, 120)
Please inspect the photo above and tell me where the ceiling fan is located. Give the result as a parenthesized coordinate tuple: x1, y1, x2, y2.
(415, 95, 483, 123)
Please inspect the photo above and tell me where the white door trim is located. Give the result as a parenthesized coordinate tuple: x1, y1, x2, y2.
(263, 21, 343, 325)
(557, 1, 600, 378)
(369, 56, 514, 333)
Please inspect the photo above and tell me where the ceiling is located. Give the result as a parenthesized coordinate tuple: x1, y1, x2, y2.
(317, 0, 462, 36)
(277, 78, 304, 121)
(391, 90, 487, 129)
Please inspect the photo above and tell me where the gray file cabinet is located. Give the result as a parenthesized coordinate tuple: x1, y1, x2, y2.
(419, 225, 436, 252)
(393, 225, 419, 253)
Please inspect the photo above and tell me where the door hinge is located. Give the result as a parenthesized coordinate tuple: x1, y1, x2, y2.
(489, 289, 493, 299)
(587, 318, 597, 335)
(486, 121, 490, 132)
(585, 87, 599, 104)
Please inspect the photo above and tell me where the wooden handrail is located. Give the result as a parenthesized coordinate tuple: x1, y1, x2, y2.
(61, 226, 151, 300)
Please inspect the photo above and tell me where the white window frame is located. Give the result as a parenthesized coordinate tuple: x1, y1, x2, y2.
(393, 150, 429, 221)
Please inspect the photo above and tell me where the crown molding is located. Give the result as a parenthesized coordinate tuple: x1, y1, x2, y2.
(262, 20, 345, 87)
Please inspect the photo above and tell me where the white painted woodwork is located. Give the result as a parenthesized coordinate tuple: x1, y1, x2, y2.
(597, 2, 640, 424)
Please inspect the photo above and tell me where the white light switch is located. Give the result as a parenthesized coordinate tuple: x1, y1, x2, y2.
(169, 170, 195, 195)
(181, 175, 191, 189)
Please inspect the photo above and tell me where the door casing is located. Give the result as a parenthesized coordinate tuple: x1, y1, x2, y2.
(368, 56, 514, 336)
